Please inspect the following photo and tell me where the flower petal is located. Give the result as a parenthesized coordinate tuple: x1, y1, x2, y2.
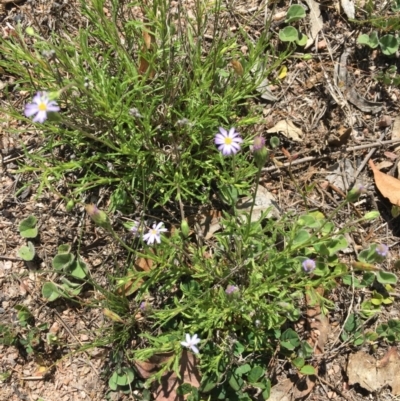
(218, 127, 227, 136)
(190, 345, 199, 354)
(214, 134, 226, 144)
(32, 111, 47, 123)
(24, 104, 39, 117)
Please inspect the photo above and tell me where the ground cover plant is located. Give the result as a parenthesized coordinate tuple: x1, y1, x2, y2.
(2, 0, 400, 400)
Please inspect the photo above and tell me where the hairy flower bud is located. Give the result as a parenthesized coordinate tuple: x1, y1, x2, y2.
(346, 184, 366, 203)
(252, 136, 269, 168)
(85, 204, 111, 229)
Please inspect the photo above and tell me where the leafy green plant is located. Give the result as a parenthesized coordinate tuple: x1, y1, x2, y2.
(279, 5, 308, 46)
(357, 32, 399, 55)
(376, 65, 400, 87)
(392, 0, 400, 12)
(0, 0, 395, 398)
(0, 324, 17, 346)
(41, 245, 87, 301)
(376, 320, 400, 342)
(108, 367, 135, 392)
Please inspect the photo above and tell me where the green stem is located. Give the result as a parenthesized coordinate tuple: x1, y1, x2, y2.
(245, 165, 262, 239)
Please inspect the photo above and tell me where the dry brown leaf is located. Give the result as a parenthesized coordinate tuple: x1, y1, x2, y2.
(135, 256, 154, 272)
(266, 120, 303, 142)
(134, 352, 174, 379)
(139, 29, 155, 78)
(187, 209, 222, 240)
(135, 351, 200, 401)
(347, 348, 400, 394)
(369, 159, 400, 206)
(305, 0, 323, 49)
(236, 184, 281, 221)
(392, 116, 400, 151)
(327, 126, 352, 147)
(376, 160, 393, 170)
(384, 151, 399, 161)
(230, 59, 244, 76)
(268, 378, 294, 401)
(306, 287, 330, 356)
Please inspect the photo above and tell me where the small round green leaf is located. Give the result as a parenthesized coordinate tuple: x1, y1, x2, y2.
(57, 244, 71, 254)
(296, 32, 308, 47)
(17, 242, 35, 261)
(110, 368, 134, 387)
(18, 216, 38, 238)
(364, 211, 380, 220)
(52, 253, 75, 272)
(279, 26, 299, 43)
(70, 257, 88, 279)
(357, 32, 379, 48)
(285, 5, 306, 23)
(380, 34, 399, 56)
(42, 282, 62, 302)
(292, 230, 310, 246)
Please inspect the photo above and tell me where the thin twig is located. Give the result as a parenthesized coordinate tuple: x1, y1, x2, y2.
(316, 375, 353, 401)
(349, 131, 387, 187)
(0, 255, 22, 261)
(263, 139, 400, 173)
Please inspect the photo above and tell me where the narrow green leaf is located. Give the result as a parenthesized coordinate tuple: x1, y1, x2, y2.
(300, 365, 316, 375)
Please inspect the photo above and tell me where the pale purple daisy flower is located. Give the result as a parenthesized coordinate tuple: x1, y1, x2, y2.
(24, 91, 60, 123)
(214, 127, 243, 156)
(376, 244, 389, 257)
(302, 259, 316, 273)
(225, 285, 239, 295)
(181, 333, 201, 354)
(143, 222, 168, 245)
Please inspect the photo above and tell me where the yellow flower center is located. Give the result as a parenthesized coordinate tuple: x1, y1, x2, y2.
(38, 102, 47, 111)
(150, 229, 157, 235)
(224, 137, 232, 145)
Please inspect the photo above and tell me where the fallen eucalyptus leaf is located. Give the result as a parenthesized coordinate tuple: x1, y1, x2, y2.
(369, 159, 400, 206)
(267, 120, 303, 142)
(236, 185, 281, 221)
(347, 347, 400, 394)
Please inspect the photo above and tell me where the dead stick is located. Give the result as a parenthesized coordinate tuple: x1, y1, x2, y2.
(349, 131, 387, 187)
(263, 139, 400, 172)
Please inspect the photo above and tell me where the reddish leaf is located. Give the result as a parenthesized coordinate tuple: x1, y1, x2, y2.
(134, 351, 201, 401)
(369, 159, 400, 206)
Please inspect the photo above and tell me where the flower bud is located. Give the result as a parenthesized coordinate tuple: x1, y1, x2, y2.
(346, 184, 366, 203)
(85, 204, 111, 229)
(252, 136, 269, 168)
(65, 199, 75, 212)
(181, 219, 190, 238)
